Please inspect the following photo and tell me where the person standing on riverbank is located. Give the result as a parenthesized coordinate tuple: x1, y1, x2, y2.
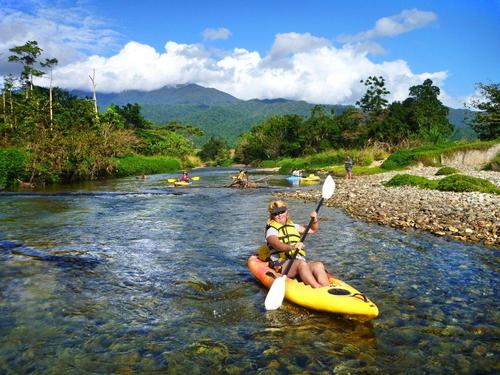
(260, 200, 330, 288)
(345, 156, 353, 180)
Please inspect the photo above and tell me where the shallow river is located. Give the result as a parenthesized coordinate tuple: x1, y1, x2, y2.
(0, 168, 498, 374)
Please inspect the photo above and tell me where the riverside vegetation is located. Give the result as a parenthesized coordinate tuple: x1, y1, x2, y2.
(0, 41, 204, 188)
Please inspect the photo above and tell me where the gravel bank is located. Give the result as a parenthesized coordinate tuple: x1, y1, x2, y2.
(276, 167, 499, 248)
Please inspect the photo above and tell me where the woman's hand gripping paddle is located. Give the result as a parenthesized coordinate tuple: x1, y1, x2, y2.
(264, 175, 336, 311)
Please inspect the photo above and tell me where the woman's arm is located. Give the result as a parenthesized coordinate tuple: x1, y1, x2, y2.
(267, 235, 303, 253)
(298, 211, 319, 234)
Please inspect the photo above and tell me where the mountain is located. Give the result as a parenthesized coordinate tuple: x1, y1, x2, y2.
(72, 83, 240, 107)
(449, 108, 477, 140)
(72, 83, 475, 146)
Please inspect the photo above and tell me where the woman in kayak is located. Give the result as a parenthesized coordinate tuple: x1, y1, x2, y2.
(262, 200, 330, 288)
(179, 171, 190, 182)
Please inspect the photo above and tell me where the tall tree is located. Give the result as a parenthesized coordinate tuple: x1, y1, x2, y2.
(468, 83, 500, 140)
(8, 41, 44, 95)
(356, 76, 390, 114)
(40, 58, 58, 130)
(114, 103, 151, 129)
(1, 75, 17, 128)
(407, 79, 453, 143)
(198, 136, 230, 165)
(89, 69, 99, 120)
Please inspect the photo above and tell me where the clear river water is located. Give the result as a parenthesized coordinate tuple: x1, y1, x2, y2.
(0, 168, 498, 374)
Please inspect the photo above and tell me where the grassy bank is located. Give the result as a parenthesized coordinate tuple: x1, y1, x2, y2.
(381, 139, 499, 170)
(260, 148, 389, 174)
(257, 140, 499, 177)
(113, 155, 182, 177)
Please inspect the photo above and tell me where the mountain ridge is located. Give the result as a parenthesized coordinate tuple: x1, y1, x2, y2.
(71, 84, 475, 145)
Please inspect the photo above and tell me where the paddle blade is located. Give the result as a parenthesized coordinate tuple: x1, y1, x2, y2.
(322, 175, 335, 199)
(264, 275, 286, 310)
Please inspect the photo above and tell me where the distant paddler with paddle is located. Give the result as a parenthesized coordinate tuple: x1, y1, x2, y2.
(263, 175, 335, 310)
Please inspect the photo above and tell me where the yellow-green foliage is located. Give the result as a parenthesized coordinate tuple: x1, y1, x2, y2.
(182, 155, 203, 169)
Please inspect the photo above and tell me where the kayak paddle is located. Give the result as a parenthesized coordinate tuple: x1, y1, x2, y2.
(264, 175, 336, 311)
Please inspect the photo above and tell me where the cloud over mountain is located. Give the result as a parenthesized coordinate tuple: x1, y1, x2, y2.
(43, 36, 448, 106)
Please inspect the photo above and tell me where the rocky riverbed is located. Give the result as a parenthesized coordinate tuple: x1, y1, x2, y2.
(276, 167, 499, 247)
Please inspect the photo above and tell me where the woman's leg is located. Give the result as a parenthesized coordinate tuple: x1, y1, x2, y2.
(309, 261, 330, 287)
(283, 260, 322, 288)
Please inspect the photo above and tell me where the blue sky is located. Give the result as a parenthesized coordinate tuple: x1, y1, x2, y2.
(1, 0, 498, 108)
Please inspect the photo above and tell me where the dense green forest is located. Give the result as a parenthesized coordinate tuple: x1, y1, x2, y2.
(76, 83, 475, 146)
(233, 77, 488, 165)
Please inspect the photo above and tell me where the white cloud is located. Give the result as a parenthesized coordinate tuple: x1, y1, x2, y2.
(338, 9, 437, 43)
(36, 33, 451, 106)
(202, 27, 232, 40)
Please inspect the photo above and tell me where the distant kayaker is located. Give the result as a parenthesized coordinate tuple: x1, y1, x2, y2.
(260, 200, 329, 288)
(345, 156, 353, 180)
(292, 169, 302, 177)
(179, 171, 190, 182)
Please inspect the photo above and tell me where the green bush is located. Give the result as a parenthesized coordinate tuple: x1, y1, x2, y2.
(384, 174, 438, 189)
(381, 146, 442, 170)
(435, 166, 459, 175)
(0, 149, 27, 187)
(437, 174, 499, 194)
(384, 173, 499, 194)
(113, 155, 181, 177)
(260, 160, 279, 168)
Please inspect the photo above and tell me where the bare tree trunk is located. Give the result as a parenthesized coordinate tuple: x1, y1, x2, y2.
(9, 91, 15, 128)
(49, 69, 53, 131)
(89, 69, 99, 121)
(2, 92, 5, 126)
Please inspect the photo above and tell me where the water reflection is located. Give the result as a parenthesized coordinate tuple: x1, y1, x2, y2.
(0, 168, 498, 373)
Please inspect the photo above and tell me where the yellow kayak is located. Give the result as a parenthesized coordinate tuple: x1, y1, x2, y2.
(300, 179, 319, 185)
(248, 255, 379, 319)
(174, 181, 191, 186)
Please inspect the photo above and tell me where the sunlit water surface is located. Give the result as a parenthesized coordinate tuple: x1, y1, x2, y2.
(0, 169, 498, 374)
